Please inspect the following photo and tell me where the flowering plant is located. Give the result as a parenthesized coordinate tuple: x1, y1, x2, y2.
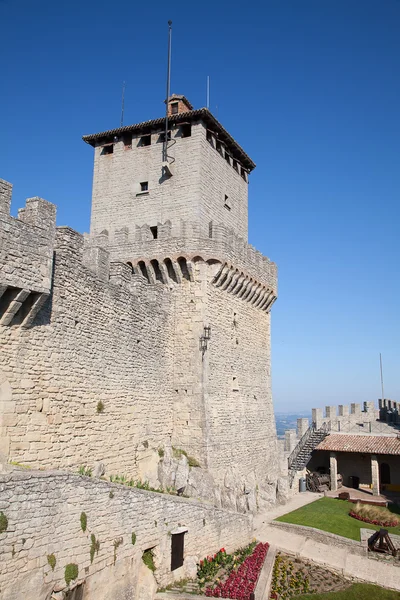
(349, 511, 398, 528)
(205, 542, 269, 599)
(197, 548, 230, 582)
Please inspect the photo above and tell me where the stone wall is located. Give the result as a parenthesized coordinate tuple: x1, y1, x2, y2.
(311, 402, 379, 429)
(0, 180, 56, 330)
(90, 123, 204, 237)
(206, 281, 279, 509)
(165, 258, 280, 511)
(379, 398, 400, 426)
(285, 402, 392, 439)
(0, 470, 252, 600)
(0, 182, 280, 512)
(0, 224, 174, 477)
(88, 219, 277, 296)
(200, 124, 248, 239)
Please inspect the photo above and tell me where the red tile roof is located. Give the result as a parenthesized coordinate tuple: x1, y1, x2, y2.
(316, 434, 400, 456)
(82, 108, 256, 171)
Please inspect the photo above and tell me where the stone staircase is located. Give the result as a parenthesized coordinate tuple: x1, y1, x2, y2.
(161, 582, 200, 595)
(156, 581, 202, 598)
(288, 422, 330, 487)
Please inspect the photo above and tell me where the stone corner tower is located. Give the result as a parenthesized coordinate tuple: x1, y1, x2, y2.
(83, 95, 280, 511)
(84, 95, 254, 242)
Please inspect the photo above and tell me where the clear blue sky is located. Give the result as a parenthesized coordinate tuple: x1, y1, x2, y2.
(1, 0, 399, 412)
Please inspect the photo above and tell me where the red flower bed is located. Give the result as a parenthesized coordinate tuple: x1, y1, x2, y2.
(205, 542, 269, 599)
(349, 511, 398, 528)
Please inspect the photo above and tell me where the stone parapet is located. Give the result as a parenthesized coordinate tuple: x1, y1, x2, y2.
(307, 401, 400, 434)
(378, 399, 400, 425)
(310, 402, 380, 424)
(297, 418, 309, 438)
(88, 220, 278, 298)
(0, 469, 252, 600)
(0, 181, 56, 295)
(0, 180, 57, 327)
(0, 178, 12, 214)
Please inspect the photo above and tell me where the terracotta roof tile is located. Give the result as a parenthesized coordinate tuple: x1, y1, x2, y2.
(315, 434, 400, 455)
(82, 108, 256, 172)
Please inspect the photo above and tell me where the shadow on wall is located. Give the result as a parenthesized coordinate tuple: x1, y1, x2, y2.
(64, 584, 84, 600)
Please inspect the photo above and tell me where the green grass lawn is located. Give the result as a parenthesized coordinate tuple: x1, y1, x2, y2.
(275, 497, 400, 541)
(296, 583, 400, 599)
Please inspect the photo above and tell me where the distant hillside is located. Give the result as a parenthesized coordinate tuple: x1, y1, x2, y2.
(275, 412, 311, 439)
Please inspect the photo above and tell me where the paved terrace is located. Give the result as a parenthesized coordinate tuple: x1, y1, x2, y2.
(326, 484, 400, 505)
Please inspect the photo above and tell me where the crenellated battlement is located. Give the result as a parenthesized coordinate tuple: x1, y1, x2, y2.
(87, 219, 278, 298)
(310, 401, 380, 428)
(0, 179, 56, 327)
(55, 227, 160, 301)
(284, 400, 400, 446)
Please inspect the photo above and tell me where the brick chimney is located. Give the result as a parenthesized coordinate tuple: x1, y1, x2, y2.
(167, 94, 193, 116)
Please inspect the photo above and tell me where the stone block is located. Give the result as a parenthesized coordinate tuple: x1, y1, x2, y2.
(338, 405, 349, 417)
(311, 408, 323, 429)
(325, 406, 337, 420)
(297, 418, 309, 438)
(284, 430, 297, 453)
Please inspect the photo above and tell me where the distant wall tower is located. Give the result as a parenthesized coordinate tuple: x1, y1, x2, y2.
(84, 96, 254, 242)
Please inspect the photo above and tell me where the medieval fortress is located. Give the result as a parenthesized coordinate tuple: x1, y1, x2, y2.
(0, 96, 283, 599)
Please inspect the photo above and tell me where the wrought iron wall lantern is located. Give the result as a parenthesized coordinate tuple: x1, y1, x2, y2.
(199, 336, 208, 354)
(199, 326, 211, 356)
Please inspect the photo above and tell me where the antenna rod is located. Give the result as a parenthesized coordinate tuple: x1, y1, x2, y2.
(163, 20, 172, 163)
(207, 76, 210, 109)
(380, 353, 385, 406)
(120, 81, 125, 128)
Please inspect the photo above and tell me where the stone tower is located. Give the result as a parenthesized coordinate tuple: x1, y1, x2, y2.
(86, 95, 252, 241)
(83, 96, 280, 510)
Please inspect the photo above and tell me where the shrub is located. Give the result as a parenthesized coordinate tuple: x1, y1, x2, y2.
(350, 502, 399, 527)
(65, 563, 78, 586)
(205, 542, 269, 598)
(90, 534, 100, 564)
(96, 400, 104, 413)
(158, 447, 165, 458)
(131, 532, 137, 545)
(172, 446, 200, 467)
(142, 548, 156, 572)
(47, 554, 56, 571)
(197, 542, 258, 587)
(0, 512, 8, 534)
(80, 512, 87, 532)
(78, 466, 92, 477)
(172, 446, 187, 460)
(113, 537, 123, 565)
(109, 474, 177, 495)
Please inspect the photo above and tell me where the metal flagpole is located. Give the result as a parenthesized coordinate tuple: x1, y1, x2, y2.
(380, 353, 385, 405)
(163, 21, 172, 163)
(120, 81, 125, 128)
